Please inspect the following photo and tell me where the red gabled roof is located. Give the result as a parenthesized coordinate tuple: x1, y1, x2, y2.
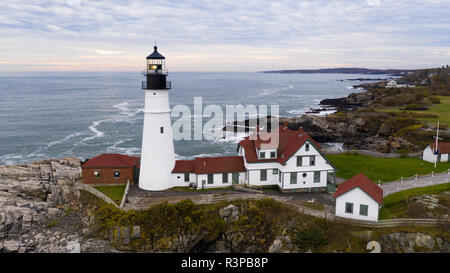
(194, 156, 245, 174)
(238, 125, 322, 164)
(334, 173, 383, 205)
(429, 142, 450, 154)
(81, 154, 140, 168)
(172, 160, 195, 173)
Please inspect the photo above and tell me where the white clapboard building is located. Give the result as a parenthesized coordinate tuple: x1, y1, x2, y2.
(423, 142, 450, 163)
(170, 125, 336, 192)
(236, 124, 336, 192)
(334, 173, 383, 222)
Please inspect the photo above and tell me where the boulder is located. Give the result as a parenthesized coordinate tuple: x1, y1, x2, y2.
(3, 240, 20, 252)
(66, 241, 81, 253)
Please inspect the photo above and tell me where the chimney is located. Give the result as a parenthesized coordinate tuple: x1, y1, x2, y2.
(283, 120, 288, 128)
(298, 126, 304, 133)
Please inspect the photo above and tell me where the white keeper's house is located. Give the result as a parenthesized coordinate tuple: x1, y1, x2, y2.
(334, 173, 383, 222)
(172, 124, 337, 193)
(422, 142, 450, 163)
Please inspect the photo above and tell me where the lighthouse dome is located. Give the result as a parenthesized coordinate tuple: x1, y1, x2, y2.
(146, 46, 165, 59)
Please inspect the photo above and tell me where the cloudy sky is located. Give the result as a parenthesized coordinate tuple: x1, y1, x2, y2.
(1, 0, 449, 71)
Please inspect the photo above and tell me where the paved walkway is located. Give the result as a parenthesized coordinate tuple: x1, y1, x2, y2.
(381, 172, 450, 197)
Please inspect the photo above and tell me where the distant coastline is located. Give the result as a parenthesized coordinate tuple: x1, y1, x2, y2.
(261, 68, 418, 77)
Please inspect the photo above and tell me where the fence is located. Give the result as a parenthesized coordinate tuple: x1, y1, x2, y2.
(324, 149, 422, 158)
(380, 169, 450, 197)
(335, 217, 450, 228)
(120, 180, 131, 209)
(74, 183, 119, 208)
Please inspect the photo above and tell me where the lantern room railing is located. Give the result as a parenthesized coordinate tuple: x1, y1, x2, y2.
(142, 69, 168, 76)
(142, 80, 171, 89)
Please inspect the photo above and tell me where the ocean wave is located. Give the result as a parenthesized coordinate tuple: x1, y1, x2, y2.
(80, 120, 106, 143)
(259, 84, 294, 96)
(47, 132, 84, 148)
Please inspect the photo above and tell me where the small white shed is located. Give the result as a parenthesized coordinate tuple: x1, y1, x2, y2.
(334, 173, 383, 222)
(423, 143, 450, 163)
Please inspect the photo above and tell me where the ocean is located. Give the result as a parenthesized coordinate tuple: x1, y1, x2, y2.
(0, 71, 379, 166)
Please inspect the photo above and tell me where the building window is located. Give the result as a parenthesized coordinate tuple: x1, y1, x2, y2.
(184, 173, 189, 182)
(270, 151, 276, 158)
(160, 127, 164, 134)
(345, 202, 354, 214)
(296, 156, 302, 166)
(222, 173, 228, 183)
(260, 169, 267, 181)
(273, 169, 278, 174)
(302, 172, 307, 178)
(279, 171, 282, 182)
(207, 174, 214, 184)
(290, 172, 297, 184)
(113, 171, 120, 178)
(260, 152, 266, 159)
(305, 143, 310, 151)
(314, 171, 320, 183)
(93, 170, 100, 177)
(310, 155, 315, 166)
(360, 204, 368, 216)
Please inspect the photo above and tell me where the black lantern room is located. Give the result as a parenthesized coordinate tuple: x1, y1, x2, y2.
(142, 46, 171, 90)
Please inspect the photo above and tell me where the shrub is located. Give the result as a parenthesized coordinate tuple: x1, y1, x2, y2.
(406, 202, 426, 218)
(291, 227, 328, 251)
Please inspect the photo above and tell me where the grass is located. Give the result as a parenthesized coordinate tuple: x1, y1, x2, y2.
(93, 185, 126, 205)
(377, 95, 450, 126)
(379, 183, 450, 219)
(328, 153, 450, 182)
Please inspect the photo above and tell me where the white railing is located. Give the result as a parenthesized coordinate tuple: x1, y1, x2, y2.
(380, 169, 450, 197)
(120, 180, 131, 209)
(74, 183, 119, 208)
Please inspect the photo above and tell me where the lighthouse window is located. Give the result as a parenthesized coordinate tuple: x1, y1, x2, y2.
(160, 127, 164, 134)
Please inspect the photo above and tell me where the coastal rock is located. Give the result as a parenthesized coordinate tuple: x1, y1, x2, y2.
(2, 240, 20, 252)
(220, 204, 240, 222)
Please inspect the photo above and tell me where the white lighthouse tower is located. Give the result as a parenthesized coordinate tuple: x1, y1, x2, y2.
(139, 46, 175, 191)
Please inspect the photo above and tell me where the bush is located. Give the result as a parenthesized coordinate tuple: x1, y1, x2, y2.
(291, 227, 328, 251)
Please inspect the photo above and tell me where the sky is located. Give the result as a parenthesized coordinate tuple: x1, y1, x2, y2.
(0, 0, 449, 72)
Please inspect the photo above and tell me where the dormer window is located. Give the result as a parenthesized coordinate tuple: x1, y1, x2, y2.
(270, 151, 276, 158)
(260, 152, 266, 159)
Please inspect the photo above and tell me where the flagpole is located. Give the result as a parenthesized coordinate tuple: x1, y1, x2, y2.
(434, 120, 439, 168)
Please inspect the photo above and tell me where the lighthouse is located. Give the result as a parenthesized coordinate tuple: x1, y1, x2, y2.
(139, 46, 175, 191)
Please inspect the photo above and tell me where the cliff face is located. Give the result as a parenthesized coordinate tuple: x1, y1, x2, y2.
(0, 158, 115, 253)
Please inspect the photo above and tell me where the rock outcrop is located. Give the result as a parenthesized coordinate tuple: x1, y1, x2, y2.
(0, 158, 115, 253)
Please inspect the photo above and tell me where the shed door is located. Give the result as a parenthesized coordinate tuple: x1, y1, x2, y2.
(232, 173, 239, 184)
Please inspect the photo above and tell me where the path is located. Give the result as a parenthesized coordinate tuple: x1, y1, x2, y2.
(380, 171, 450, 197)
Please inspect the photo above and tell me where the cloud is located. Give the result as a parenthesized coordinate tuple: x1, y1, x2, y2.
(0, 0, 449, 71)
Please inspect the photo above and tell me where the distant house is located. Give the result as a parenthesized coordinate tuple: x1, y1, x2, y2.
(386, 80, 415, 88)
(334, 173, 383, 222)
(81, 154, 140, 185)
(423, 142, 450, 163)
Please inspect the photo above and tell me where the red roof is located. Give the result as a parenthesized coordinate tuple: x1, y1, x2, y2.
(238, 126, 322, 165)
(172, 160, 195, 173)
(82, 154, 140, 168)
(172, 156, 245, 174)
(429, 142, 450, 154)
(194, 156, 245, 174)
(334, 173, 383, 205)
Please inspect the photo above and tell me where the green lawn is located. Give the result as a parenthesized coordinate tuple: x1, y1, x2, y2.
(328, 153, 450, 182)
(377, 95, 450, 126)
(93, 185, 126, 205)
(379, 183, 450, 219)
